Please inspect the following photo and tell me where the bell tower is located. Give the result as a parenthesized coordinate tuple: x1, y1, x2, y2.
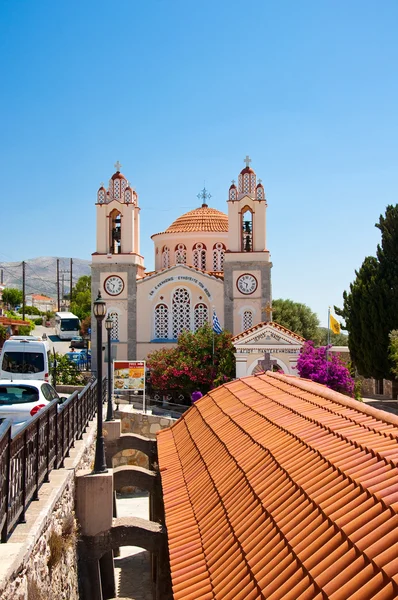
(224, 157, 272, 334)
(91, 162, 144, 371)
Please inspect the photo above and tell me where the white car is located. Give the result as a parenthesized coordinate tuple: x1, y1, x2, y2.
(0, 380, 62, 435)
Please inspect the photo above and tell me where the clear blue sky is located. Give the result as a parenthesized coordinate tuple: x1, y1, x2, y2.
(1, 0, 397, 326)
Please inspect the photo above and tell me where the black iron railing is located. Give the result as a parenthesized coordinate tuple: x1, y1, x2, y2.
(0, 377, 106, 543)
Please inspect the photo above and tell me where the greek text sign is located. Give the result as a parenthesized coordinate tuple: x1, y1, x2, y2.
(148, 275, 212, 299)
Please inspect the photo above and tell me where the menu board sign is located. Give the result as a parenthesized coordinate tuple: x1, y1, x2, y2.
(113, 360, 146, 392)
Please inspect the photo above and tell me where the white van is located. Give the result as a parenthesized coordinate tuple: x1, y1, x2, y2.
(0, 337, 51, 382)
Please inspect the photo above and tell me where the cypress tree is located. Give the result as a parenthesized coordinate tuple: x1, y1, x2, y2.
(336, 205, 398, 378)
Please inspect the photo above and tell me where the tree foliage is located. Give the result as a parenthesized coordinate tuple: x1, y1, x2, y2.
(2, 287, 23, 309)
(388, 330, 398, 379)
(296, 341, 355, 396)
(317, 327, 349, 347)
(147, 323, 235, 396)
(50, 352, 85, 386)
(70, 276, 91, 321)
(272, 298, 320, 342)
(336, 205, 398, 379)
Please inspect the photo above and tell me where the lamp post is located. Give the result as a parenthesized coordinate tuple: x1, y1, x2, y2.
(93, 291, 107, 473)
(105, 315, 114, 421)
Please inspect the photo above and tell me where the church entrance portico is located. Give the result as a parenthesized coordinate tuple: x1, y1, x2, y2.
(232, 321, 305, 377)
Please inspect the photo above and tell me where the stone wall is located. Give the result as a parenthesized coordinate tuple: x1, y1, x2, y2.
(0, 416, 97, 600)
(112, 407, 175, 490)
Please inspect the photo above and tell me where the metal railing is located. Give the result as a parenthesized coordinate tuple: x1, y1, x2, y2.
(0, 377, 106, 543)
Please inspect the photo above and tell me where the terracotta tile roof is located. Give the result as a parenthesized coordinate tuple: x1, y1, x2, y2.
(233, 320, 306, 342)
(157, 371, 398, 600)
(152, 206, 228, 236)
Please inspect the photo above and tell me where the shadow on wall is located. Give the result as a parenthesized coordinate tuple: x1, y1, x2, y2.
(114, 550, 152, 600)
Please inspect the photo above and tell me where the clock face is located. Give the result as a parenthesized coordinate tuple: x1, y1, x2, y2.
(237, 273, 258, 295)
(104, 275, 124, 296)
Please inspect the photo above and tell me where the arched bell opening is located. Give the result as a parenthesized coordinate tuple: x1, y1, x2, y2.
(241, 206, 254, 252)
(109, 209, 122, 254)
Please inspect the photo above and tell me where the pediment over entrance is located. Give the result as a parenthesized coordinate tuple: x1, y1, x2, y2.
(233, 321, 305, 349)
(232, 321, 305, 378)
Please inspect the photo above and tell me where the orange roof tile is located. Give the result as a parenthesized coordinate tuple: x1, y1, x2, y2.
(157, 371, 398, 600)
(152, 206, 228, 236)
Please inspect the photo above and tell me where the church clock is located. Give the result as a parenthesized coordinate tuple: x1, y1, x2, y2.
(104, 275, 124, 296)
(237, 273, 257, 295)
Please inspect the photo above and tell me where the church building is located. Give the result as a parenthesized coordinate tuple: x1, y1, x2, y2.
(91, 159, 303, 375)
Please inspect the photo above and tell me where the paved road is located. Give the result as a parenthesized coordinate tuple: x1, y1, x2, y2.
(32, 324, 72, 356)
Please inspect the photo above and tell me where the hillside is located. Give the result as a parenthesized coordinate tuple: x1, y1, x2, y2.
(0, 257, 91, 298)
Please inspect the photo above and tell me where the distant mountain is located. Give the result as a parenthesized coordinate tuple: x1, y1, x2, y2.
(0, 257, 91, 298)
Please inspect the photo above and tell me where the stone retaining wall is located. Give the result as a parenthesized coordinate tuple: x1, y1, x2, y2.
(0, 416, 97, 600)
(112, 408, 175, 491)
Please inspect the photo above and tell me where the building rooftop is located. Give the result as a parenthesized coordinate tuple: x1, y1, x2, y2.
(157, 371, 398, 600)
(152, 206, 228, 236)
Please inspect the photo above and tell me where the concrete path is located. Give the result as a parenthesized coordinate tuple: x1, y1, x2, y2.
(114, 492, 153, 600)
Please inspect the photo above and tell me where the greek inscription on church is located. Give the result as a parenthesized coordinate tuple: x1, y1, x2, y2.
(148, 275, 212, 299)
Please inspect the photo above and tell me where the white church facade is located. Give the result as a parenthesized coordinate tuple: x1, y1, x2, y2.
(91, 159, 303, 375)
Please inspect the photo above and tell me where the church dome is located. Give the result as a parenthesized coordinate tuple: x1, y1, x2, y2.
(165, 205, 228, 233)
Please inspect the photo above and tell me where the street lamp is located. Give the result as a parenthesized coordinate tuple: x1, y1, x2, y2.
(105, 315, 114, 421)
(93, 291, 107, 473)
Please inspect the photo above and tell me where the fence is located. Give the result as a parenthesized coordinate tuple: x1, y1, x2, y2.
(0, 377, 106, 543)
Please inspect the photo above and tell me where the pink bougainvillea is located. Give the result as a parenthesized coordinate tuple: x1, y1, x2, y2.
(296, 341, 355, 397)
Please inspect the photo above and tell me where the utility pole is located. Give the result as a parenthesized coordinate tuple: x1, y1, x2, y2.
(56, 259, 60, 312)
(70, 258, 73, 305)
(61, 274, 65, 307)
(22, 261, 26, 321)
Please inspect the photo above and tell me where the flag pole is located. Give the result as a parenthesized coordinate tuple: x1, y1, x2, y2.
(212, 307, 215, 366)
(326, 306, 331, 382)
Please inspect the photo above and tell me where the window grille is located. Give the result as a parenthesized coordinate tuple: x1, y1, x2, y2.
(212, 243, 225, 271)
(194, 303, 208, 331)
(193, 243, 206, 270)
(154, 304, 169, 339)
(162, 247, 170, 268)
(175, 244, 187, 265)
(242, 310, 253, 331)
(172, 288, 190, 338)
(109, 311, 119, 340)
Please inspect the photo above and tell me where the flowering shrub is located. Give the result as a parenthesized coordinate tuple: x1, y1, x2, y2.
(147, 323, 235, 395)
(296, 341, 355, 397)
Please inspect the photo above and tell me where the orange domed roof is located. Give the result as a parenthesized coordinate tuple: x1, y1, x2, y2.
(165, 206, 228, 233)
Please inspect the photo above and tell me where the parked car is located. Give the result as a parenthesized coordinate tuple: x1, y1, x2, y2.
(69, 336, 85, 349)
(0, 380, 62, 435)
(65, 351, 86, 366)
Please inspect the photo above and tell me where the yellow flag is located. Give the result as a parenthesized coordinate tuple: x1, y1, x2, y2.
(330, 314, 341, 335)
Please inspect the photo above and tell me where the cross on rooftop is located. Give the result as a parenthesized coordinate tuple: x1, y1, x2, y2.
(114, 160, 122, 172)
(258, 179, 262, 184)
(244, 155, 252, 168)
(263, 301, 273, 320)
(197, 187, 212, 206)
(231, 179, 236, 185)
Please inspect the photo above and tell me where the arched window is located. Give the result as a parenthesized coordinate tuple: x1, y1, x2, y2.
(172, 288, 190, 339)
(109, 209, 122, 254)
(108, 311, 120, 340)
(242, 310, 253, 331)
(241, 207, 253, 252)
(175, 243, 187, 265)
(162, 246, 170, 268)
(194, 303, 208, 331)
(193, 243, 206, 270)
(212, 243, 225, 271)
(154, 304, 169, 339)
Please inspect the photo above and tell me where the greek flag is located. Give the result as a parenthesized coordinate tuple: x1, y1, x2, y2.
(212, 310, 222, 334)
